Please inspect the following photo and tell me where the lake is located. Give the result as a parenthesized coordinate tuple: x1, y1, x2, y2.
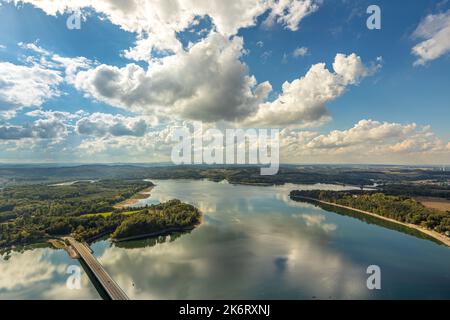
(1, 179, 449, 299)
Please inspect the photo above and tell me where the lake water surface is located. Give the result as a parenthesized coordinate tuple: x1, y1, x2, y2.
(1, 179, 450, 299)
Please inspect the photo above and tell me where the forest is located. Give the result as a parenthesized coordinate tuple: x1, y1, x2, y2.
(290, 190, 450, 236)
(112, 200, 200, 240)
(0, 180, 200, 248)
(2, 164, 449, 189)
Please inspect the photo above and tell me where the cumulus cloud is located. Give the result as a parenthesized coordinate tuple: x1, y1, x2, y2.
(245, 53, 378, 127)
(0, 112, 71, 141)
(13, 0, 320, 61)
(74, 51, 377, 127)
(0, 125, 34, 140)
(26, 109, 87, 120)
(412, 9, 450, 65)
(49, 117, 448, 165)
(305, 119, 417, 150)
(0, 109, 87, 143)
(76, 124, 178, 163)
(76, 113, 150, 137)
(0, 42, 93, 119)
(0, 62, 63, 118)
(280, 119, 450, 164)
(74, 33, 271, 122)
(6, 3, 335, 128)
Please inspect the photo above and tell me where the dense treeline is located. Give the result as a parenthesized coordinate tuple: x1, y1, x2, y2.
(0, 213, 126, 247)
(0, 180, 153, 223)
(2, 164, 449, 188)
(381, 184, 450, 200)
(290, 190, 450, 236)
(111, 200, 200, 239)
(0, 180, 155, 247)
(0, 197, 200, 248)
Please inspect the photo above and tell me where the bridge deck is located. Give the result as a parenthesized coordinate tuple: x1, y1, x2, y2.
(65, 237, 129, 300)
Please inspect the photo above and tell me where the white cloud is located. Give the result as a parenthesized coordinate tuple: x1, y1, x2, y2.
(262, 0, 320, 31)
(305, 119, 417, 150)
(76, 125, 177, 162)
(13, 0, 319, 35)
(279, 119, 450, 164)
(74, 33, 271, 122)
(122, 36, 181, 63)
(412, 9, 450, 65)
(13, 0, 321, 61)
(0, 110, 74, 141)
(73, 50, 378, 128)
(18, 41, 51, 56)
(18, 41, 94, 80)
(76, 113, 153, 137)
(51, 54, 93, 83)
(0, 62, 63, 118)
(7, 3, 332, 128)
(0, 42, 94, 119)
(26, 109, 87, 120)
(245, 53, 378, 127)
(332, 53, 372, 84)
(47, 118, 449, 165)
(293, 46, 308, 57)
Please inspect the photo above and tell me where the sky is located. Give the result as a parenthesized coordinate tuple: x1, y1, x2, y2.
(0, 0, 449, 165)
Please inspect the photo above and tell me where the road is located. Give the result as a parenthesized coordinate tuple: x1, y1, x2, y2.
(65, 237, 129, 300)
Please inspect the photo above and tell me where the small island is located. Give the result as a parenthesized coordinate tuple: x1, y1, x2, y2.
(111, 200, 201, 241)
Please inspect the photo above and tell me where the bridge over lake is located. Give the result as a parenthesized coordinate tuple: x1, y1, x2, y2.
(64, 237, 129, 300)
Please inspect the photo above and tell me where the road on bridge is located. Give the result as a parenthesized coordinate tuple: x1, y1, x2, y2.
(65, 237, 129, 300)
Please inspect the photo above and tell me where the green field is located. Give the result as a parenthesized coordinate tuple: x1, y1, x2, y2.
(83, 210, 142, 218)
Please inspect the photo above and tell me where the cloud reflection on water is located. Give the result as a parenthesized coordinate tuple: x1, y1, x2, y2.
(96, 180, 368, 299)
(0, 248, 98, 299)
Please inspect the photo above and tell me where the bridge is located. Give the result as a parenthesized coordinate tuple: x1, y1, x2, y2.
(64, 237, 129, 300)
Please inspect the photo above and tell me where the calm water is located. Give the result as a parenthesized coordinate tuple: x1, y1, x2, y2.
(1, 179, 449, 299)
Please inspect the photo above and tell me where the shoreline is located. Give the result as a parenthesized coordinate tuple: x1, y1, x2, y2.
(113, 186, 154, 209)
(293, 196, 450, 247)
(111, 226, 196, 242)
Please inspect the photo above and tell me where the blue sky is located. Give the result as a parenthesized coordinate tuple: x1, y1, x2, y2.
(239, 0, 450, 136)
(0, 0, 449, 164)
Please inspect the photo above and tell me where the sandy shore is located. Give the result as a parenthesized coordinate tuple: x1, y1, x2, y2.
(294, 196, 450, 247)
(114, 186, 154, 209)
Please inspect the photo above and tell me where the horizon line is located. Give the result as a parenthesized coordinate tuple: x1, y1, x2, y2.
(0, 162, 449, 168)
